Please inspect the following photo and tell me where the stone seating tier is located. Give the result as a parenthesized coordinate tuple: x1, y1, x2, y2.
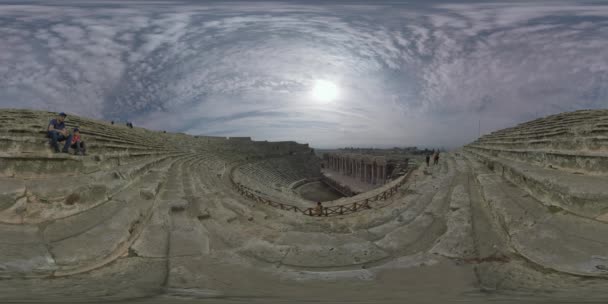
(465, 145, 608, 175)
(487, 110, 608, 134)
(236, 155, 321, 190)
(464, 147, 608, 220)
(478, 112, 608, 142)
(470, 137, 608, 152)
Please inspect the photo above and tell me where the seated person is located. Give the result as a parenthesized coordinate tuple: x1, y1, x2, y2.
(70, 128, 86, 156)
(47, 112, 73, 153)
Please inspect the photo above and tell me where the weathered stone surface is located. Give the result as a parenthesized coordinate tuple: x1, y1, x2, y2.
(0, 224, 56, 276)
(42, 199, 126, 242)
(169, 211, 209, 257)
(131, 208, 169, 258)
(49, 194, 149, 266)
(140, 187, 156, 200)
(169, 200, 189, 212)
(430, 184, 475, 259)
(476, 172, 608, 276)
(271, 231, 389, 267)
(0, 179, 26, 211)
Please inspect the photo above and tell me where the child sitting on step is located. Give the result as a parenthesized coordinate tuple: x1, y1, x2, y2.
(70, 128, 87, 156)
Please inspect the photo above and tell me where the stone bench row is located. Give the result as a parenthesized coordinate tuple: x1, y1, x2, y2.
(479, 126, 608, 144)
(238, 168, 292, 187)
(239, 164, 313, 187)
(0, 128, 176, 153)
(471, 136, 608, 152)
(0, 134, 183, 156)
(479, 128, 571, 142)
(481, 117, 608, 140)
(463, 147, 608, 220)
(0, 155, 195, 278)
(466, 145, 608, 175)
(493, 111, 608, 132)
(496, 116, 607, 134)
(0, 143, 185, 178)
(483, 111, 608, 131)
(480, 124, 608, 140)
(0, 154, 183, 224)
(474, 169, 608, 277)
(2, 125, 175, 149)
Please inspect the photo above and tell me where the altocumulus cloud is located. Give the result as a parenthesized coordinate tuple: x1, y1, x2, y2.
(0, 1, 607, 148)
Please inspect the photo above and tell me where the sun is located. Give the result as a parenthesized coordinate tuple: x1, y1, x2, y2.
(311, 80, 339, 102)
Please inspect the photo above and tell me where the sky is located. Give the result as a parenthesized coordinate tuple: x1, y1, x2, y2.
(0, 1, 607, 149)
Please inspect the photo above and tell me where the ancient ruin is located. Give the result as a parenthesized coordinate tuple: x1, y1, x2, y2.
(1, 108, 608, 302)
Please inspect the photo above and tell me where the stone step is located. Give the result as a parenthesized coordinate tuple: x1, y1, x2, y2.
(480, 118, 608, 141)
(479, 129, 572, 143)
(130, 202, 170, 258)
(48, 169, 166, 270)
(466, 145, 608, 175)
(0, 224, 56, 278)
(472, 136, 608, 152)
(0, 155, 176, 224)
(165, 199, 213, 290)
(476, 173, 608, 277)
(0, 152, 99, 178)
(465, 148, 608, 219)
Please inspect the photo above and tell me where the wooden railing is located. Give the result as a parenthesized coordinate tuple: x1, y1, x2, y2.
(230, 168, 413, 217)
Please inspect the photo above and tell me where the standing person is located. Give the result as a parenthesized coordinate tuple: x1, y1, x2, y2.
(70, 128, 87, 156)
(314, 201, 324, 216)
(47, 112, 73, 153)
(434, 151, 440, 165)
(425, 154, 430, 167)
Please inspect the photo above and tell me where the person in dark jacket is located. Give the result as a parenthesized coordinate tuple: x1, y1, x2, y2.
(314, 202, 324, 216)
(47, 112, 73, 153)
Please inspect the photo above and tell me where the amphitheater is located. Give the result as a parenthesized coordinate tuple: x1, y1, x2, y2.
(1, 108, 608, 302)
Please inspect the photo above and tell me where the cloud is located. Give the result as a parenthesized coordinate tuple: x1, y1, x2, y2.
(0, 1, 607, 149)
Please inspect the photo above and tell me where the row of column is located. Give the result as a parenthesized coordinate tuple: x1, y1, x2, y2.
(326, 154, 387, 185)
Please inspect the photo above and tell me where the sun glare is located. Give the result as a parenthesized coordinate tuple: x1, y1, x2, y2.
(312, 79, 339, 102)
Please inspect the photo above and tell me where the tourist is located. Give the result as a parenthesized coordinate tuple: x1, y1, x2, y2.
(111, 120, 114, 125)
(425, 154, 430, 167)
(47, 112, 73, 153)
(314, 201, 324, 216)
(434, 152, 440, 165)
(70, 128, 87, 156)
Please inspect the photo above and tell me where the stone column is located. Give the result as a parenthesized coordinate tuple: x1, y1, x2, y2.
(383, 165, 387, 183)
(363, 162, 367, 182)
(372, 163, 377, 185)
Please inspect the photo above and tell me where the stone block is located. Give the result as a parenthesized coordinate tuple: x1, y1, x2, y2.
(170, 200, 189, 212)
(140, 188, 156, 200)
